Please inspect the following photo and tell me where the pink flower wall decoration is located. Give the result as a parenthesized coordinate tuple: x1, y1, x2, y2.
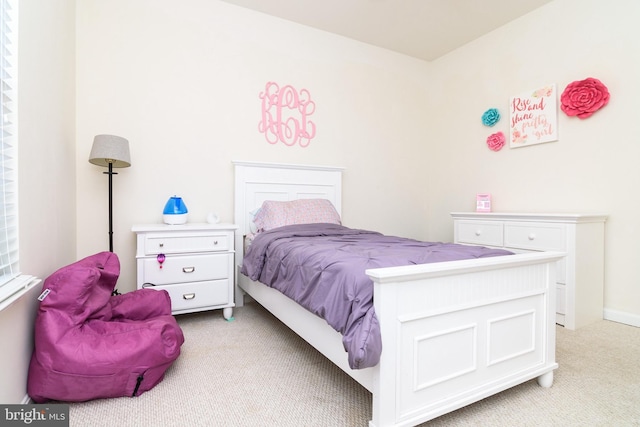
(258, 82, 316, 147)
(560, 77, 610, 119)
(487, 131, 505, 152)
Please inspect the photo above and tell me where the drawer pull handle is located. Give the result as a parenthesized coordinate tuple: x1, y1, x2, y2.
(214, 240, 218, 245)
(159, 243, 164, 248)
(475, 230, 482, 236)
(528, 233, 536, 240)
(182, 267, 195, 273)
(183, 293, 195, 300)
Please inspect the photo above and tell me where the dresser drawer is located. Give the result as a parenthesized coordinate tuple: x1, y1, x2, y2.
(144, 232, 230, 255)
(556, 283, 566, 315)
(144, 279, 230, 312)
(456, 220, 503, 247)
(452, 212, 607, 330)
(141, 253, 230, 286)
(503, 223, 565, 252)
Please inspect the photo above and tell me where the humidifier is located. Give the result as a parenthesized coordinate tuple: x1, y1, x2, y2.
(163, 196, 188, 225)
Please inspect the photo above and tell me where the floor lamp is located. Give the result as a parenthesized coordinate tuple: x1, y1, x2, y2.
(89, 135, 131, 253)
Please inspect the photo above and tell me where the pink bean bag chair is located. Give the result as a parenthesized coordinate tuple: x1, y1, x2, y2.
(28, 251, 185, 403)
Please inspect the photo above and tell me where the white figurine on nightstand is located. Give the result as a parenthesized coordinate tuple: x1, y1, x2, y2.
(206, 212, 220, 224)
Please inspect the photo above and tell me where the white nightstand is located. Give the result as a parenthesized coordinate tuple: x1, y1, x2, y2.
(132, 223, 238, 319)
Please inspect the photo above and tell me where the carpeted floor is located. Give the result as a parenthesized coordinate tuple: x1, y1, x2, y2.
(67, 302, 640, 426)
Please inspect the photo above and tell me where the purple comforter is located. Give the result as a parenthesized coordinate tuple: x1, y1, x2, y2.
(241, 223, 512, 369)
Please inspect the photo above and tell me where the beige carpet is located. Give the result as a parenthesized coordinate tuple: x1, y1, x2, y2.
(67, 302, 640, 426)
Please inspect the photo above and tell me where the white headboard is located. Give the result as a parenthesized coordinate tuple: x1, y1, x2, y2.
(233, 161, 344, 264)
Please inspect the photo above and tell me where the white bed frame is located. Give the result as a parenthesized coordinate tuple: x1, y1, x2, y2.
(233, 161, 563, 427)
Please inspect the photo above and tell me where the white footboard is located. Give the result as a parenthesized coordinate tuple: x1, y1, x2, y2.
(366, 251, 563, 427)
(233, 161, 563, 427)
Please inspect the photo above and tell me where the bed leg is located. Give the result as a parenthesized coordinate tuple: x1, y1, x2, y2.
(537, 371, 554, 388)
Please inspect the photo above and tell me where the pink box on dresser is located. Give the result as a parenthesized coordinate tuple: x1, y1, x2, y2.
(476, 194, 491, 212)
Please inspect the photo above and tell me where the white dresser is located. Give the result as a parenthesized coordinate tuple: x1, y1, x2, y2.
(132, 223, 238, 319)
(451, 212, 607, 329)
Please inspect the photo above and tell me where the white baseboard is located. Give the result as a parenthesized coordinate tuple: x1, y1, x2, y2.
(604, 308, 640, 327)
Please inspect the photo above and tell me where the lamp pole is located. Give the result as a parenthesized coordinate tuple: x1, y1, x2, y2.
(104, 161, 118, 252)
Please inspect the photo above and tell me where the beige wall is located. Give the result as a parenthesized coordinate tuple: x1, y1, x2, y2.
(426, 0, 640, 325)
(1, 0, 76, 404)
(4, 0, 640, 405)
(74, 0, 640, 325)
(74, 0, 432, 292)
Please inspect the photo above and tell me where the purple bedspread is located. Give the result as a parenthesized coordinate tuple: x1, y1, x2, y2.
(241, 223, 512, 369)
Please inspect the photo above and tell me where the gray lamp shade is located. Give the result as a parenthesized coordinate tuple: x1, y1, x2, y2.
(89, 134, 131, 168)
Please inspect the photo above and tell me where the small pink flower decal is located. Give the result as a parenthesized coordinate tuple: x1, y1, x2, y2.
(487, 131, 505, 152)
(511, 129, 527, 145)
(532, 86, 553, 97)
(560, 77, 610, 119)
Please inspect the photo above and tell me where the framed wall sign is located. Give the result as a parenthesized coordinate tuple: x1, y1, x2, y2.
(510, 84, 557, 148)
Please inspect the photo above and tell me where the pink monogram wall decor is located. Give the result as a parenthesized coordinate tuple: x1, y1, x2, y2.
(258, 82, 316, 147)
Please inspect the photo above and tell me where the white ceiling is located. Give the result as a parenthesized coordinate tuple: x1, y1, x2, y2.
(220, 0, 553, 61)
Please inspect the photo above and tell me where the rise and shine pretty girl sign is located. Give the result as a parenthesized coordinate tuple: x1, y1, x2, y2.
(510, 84, 558, 148)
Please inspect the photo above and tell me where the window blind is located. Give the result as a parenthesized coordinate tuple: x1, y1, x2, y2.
(0, 0, 20, 300)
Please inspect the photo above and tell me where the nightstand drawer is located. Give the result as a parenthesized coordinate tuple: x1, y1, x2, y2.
(134, 223, 238, 318)
(144, 232, 230, 255)
(144, 279, 230, 311)
(504, 223, 565, 251)
(456, 220, 503, 247)
(141, 253, 230, 286)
